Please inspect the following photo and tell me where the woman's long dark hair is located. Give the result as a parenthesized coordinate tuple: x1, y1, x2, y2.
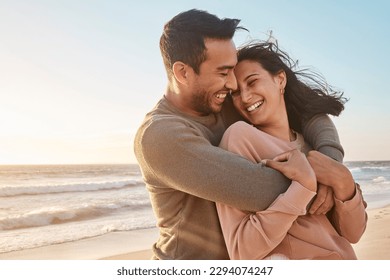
(236, 41, 347, 133)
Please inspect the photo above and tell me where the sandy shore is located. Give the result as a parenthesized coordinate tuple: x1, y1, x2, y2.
(0, 206, 389, 260)
(352, 205, 390, 259)
(0, 228, 158, 260)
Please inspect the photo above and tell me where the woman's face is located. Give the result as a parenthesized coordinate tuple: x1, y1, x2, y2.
(231, 60, 287, 129)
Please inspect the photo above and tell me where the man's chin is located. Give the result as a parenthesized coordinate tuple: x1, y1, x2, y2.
(196, 103, 223, 115)
(211, 104, 224, 114)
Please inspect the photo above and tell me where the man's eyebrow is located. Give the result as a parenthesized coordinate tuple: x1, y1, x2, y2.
(216, 65, 235, 71)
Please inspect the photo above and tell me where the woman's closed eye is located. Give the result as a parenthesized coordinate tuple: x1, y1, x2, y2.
(247, 79, 257, 87)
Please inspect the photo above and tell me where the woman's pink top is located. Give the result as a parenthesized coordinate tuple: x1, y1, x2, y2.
(217, 121, 367, 260)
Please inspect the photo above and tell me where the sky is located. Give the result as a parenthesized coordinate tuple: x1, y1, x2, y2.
(0, 0, 389, 164)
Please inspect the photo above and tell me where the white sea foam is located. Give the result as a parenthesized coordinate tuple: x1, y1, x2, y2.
(0, 198, 151, 231)
(0, 209, 156, 253)
(349, 166, 390, 172)
(0, 179, 144, 197)
(373, 176, 387, 183)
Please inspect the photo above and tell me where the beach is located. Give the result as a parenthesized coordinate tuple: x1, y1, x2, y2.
(352, 205, 390, 260)
(1, 162, 390, 260)
(0, 206, 389, 260)
(0, 227, 158, 260)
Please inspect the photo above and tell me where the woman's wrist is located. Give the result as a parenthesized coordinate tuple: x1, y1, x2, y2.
(299, 170, 317, 192)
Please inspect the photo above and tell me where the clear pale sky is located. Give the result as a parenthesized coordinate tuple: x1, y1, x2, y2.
(0, 0, 389, 164)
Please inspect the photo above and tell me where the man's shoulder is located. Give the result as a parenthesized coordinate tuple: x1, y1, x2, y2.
(140, 107, 190, 131)
(136, 101, 194, 141)
(134, 102, 203, 160)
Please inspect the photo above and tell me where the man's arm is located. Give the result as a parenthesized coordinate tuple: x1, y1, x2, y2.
(302, 114, 344, 162)
(302, 114, 344, 214)
(135, 118, 290, 212)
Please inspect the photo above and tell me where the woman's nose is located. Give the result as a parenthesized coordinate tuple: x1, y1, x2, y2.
(240, 88, 252, 103)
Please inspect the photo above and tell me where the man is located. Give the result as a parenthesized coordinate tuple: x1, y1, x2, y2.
(134, 9, 344, 259)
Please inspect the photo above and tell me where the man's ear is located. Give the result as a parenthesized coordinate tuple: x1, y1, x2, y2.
(172, 61, 192, 85)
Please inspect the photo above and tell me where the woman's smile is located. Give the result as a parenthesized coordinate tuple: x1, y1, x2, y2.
(246, 100, 264, 112)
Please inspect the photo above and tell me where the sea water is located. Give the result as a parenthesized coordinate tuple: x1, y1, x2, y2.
(0, 164, 155, 254)
(345, 161, 390, 209)
(0, 161, 390, 254)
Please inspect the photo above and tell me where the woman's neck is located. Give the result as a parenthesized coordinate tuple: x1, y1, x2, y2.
(256, 119, 294, 142)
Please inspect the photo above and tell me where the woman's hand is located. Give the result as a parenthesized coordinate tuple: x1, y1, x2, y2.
(263, 149, 317, 192)
(308, 184, 334, 215)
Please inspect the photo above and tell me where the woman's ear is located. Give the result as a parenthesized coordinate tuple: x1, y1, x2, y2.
(172, 61, 192, 85)
(277, 70, 287, 92)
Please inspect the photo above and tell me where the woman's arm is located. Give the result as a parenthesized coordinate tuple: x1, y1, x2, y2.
(217, 181, 315, 259)
(328, 183, 367, 243)
(307, 151, 368, 242)
(216, 122, 317, 259)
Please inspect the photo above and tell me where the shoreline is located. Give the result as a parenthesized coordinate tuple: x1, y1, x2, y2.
(1, 206, 390, 260)
(352, 205, 390, 260)
(0, 228, 158, 260)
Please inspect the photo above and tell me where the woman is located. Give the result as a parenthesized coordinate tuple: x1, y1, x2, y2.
(217, 42, 367, 260)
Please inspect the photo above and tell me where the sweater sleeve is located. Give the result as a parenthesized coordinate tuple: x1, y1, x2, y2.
(328, 183, 368, 243)
(302, 114, 344, 162)
(134, 117, 291, 212)
(217, 181, 316, 259)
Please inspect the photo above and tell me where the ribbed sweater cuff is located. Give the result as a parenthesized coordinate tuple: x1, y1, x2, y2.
(334, 184, 362, 210)
(280, 181, 317, 215)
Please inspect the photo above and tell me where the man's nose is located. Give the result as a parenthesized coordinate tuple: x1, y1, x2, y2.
(225, 71, 237, 91)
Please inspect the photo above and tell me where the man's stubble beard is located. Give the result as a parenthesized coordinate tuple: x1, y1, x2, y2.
(191, 89, 215, 116)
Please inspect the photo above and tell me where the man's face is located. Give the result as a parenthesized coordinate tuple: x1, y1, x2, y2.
(187, 39, 238, 116)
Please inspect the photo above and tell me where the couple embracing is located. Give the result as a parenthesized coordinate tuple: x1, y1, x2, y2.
(134, 9, 367, 260)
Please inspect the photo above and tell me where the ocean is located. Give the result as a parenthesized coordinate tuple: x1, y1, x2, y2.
(0, 161, 390, 254)
(0, 164, 155, 254)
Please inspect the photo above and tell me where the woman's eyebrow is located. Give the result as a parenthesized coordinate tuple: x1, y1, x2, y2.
(244, 73, 258, 82)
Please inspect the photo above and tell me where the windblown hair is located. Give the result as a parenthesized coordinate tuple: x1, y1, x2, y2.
(160, 9, 243, 80)
(236, 41, 347, 133)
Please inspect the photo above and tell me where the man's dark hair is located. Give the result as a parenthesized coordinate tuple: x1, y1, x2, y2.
(160, 9, 242, 79)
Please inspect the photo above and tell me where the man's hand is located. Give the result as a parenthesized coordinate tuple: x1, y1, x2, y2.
(309, 184, 334, 215)
(307, 151, 355, 202)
